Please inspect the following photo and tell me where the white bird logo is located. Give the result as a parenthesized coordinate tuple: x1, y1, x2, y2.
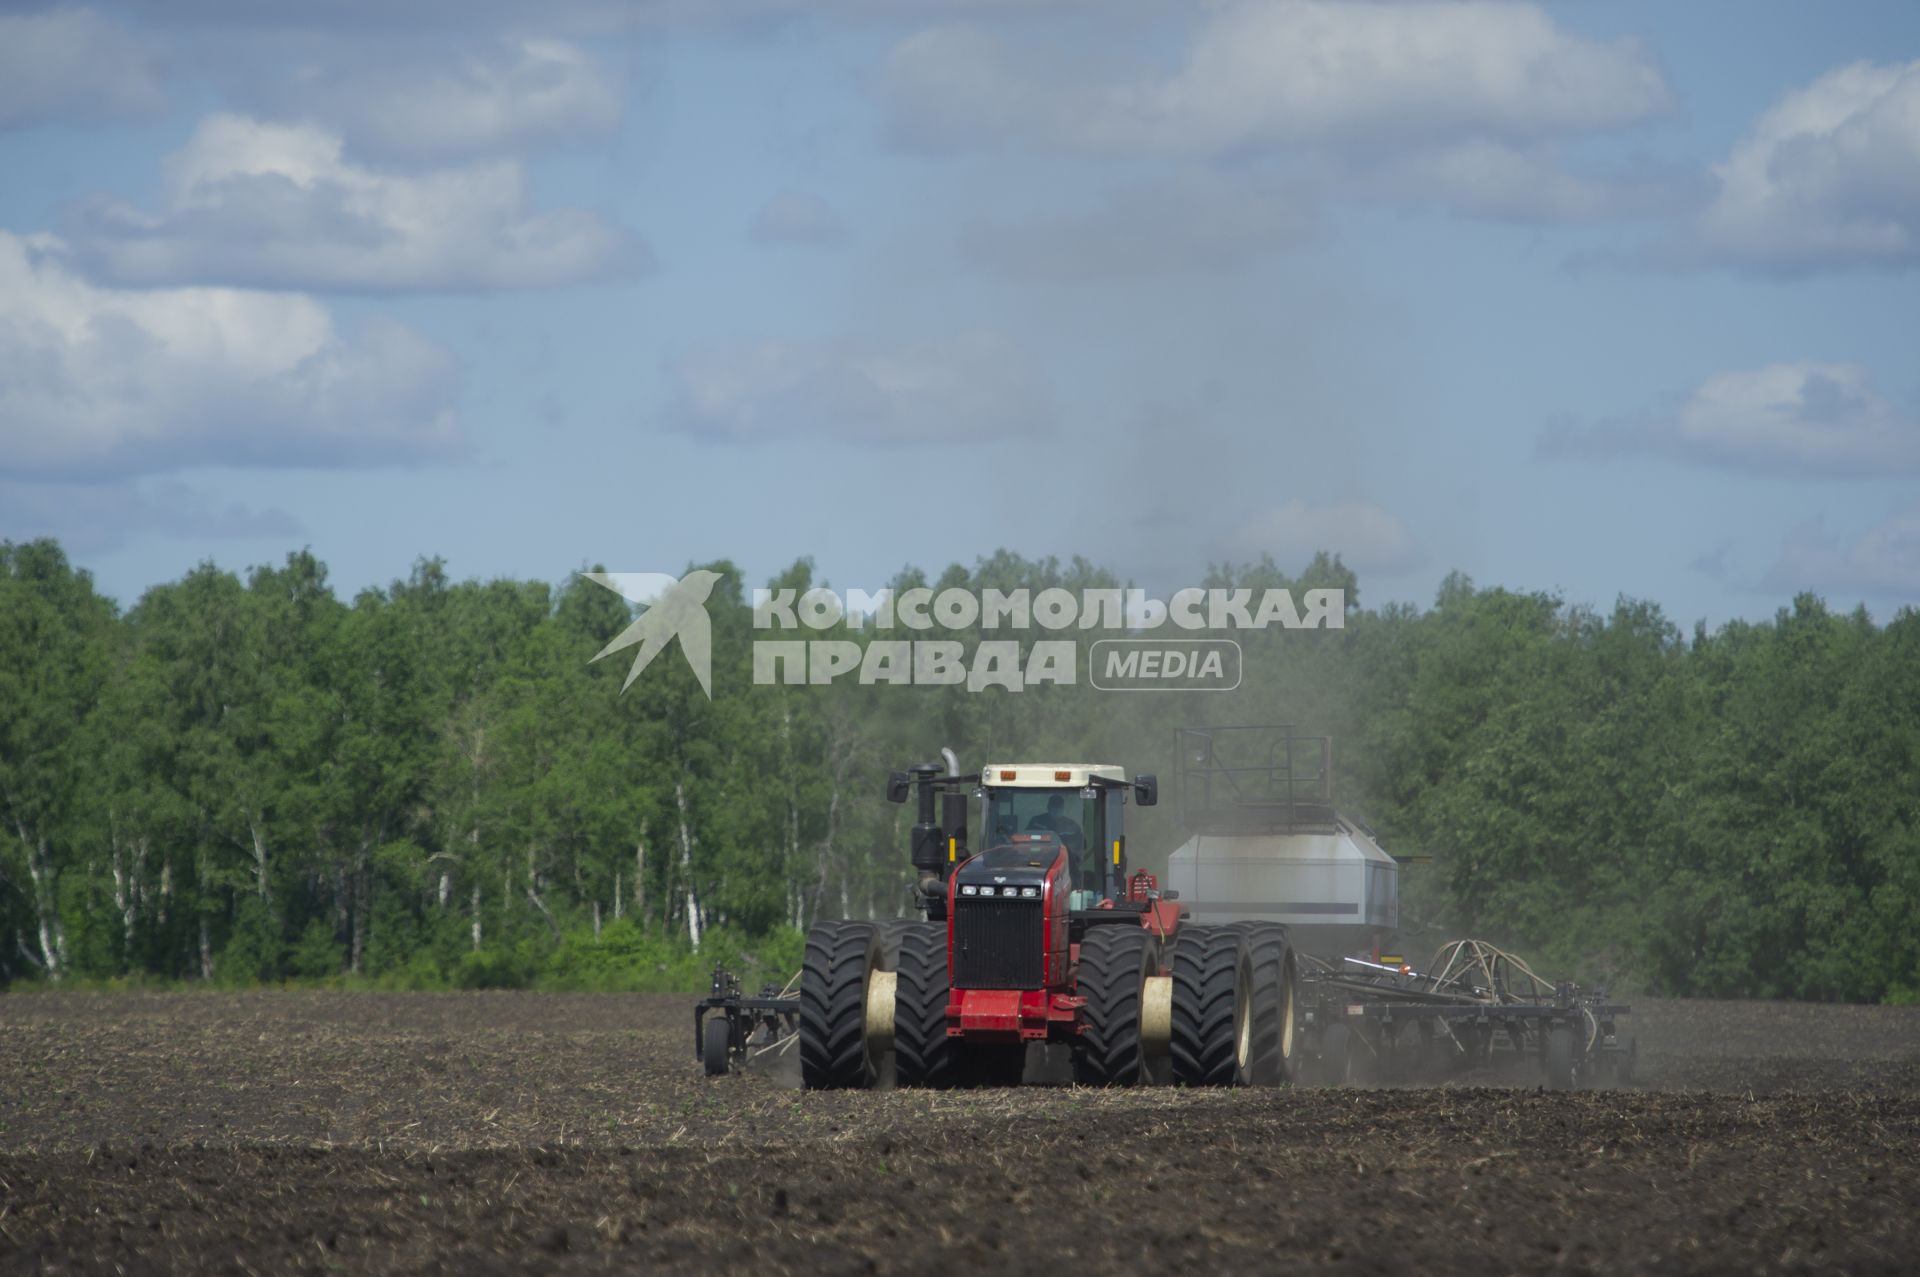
(581, 570, 724, 698)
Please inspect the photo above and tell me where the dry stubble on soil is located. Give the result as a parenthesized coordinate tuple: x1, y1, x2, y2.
(2, 991, 1918, 1275)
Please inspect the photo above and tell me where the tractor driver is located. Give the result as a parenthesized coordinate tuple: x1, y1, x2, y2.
(1026, 793, 1084, 856)
(1028, 793, 1097, 890)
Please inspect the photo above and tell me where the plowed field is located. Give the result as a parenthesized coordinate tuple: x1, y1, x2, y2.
(2, 992, 1916, 1275)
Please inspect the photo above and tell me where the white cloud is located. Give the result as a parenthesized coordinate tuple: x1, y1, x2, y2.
(0, 8, 164, 131)
(670, 332, 1049, 444)
(0, 231, 462, 480)
(1542, 363, 1920, 479)
(880, 2, 1671, 156)
(960, 173, 1315, 279)
(242, 38, 628, 160)
(751, 190, 848, 246)
(67, 113, 649, 293)
(1223, 499, 1423, 575)
(1764, 510, 1920, 601)
(1686, 60, 1920, 272)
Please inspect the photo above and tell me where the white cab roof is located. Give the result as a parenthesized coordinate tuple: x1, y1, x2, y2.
(981, 764, 1128, 787)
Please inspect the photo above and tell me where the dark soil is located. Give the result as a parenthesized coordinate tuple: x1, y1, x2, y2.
(3, 992, 1917, 1274)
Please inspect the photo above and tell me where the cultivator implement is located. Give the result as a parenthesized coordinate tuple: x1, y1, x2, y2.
(1299, 939, 1633, 1089)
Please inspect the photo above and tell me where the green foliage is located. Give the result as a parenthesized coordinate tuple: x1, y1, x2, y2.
(287, 919, 346, 979)
(1, 538, 1915, 1003)
(536, 922, 807, 993)
(219, 898, 284, 986)
(453, 945, 538, 991)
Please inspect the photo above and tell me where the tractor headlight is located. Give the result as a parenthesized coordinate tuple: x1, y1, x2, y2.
(960, 884, 978, 896)
(1021, 886, 1040, 898)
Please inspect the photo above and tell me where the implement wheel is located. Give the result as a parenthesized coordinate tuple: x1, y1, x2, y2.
(1231, 923, 1301, 1087)
(1170, 926, 1239, 1086)
(1615, 1032, 1637, 1087)
(1318, 1021, 1356, 1087)
(702, 1015, 731, 1077)
(892, 921, 954, 1088)
(1545, 1022, 1575, 1091)
(1076, 926, 1156, 1086)
(799, 920, 886, 1089)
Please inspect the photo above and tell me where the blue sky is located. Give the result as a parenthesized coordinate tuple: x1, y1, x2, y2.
(1, 0, 1916, 624)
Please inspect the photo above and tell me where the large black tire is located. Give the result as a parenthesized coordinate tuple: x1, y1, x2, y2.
(892, 921, 954, 1088)
(1169, 926, 1239, 1087)
(799, 920, 883, 1090)
(1545, 1022, 1575, 1092)
(873, 919, 929, 1089)
(875, 919, 918, 964)
(702, 1015, 731, 1077)
(1230, 922, 1301, 1087)
(1075, 926, 1156, 1086)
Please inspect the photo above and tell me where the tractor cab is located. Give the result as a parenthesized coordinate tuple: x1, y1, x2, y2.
(978, 765, 1135, 908)
(888, 760, 1158, 917)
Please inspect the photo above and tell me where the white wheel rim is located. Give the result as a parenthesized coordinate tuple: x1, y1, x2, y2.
(1279, 964, 1296, 1064)
(1234, 963, 1252, 1070)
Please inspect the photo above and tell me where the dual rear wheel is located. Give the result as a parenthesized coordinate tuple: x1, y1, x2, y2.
(799, 918, 954, 1090)
(1168, 922, 1302, 1087)
(797, 920, 888, 1089)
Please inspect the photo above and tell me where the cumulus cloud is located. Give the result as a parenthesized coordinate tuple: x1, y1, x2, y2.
(1541, 363, 1920, 479)
(751, 190, 848, 246)
(238, 37, 628, 160)
(0, 8, 164, 131)
(0, 231, 462, 481)
(1222, 499, 1423, 575)
(961, 173, 1315, 279)
(670, 332, 1049, 444)
(1764, 510, 1920, 600)
(1682, 60, 1920, 272)
(66, 113, 649, 293)
(880, 2, 1672, 156)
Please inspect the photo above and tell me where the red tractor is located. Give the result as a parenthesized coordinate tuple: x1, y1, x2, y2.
(795, 760, 1302, 1088)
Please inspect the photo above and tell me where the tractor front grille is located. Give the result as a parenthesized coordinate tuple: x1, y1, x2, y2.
(951, 898, 1045, 989)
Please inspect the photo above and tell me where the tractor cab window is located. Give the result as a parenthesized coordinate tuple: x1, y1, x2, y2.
(983, 787, 1101, 888)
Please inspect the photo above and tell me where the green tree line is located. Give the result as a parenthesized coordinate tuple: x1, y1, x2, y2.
(1, 539, 1915, 1001)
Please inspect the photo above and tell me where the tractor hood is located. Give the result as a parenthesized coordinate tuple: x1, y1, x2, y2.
(955, 841, 1061, 891)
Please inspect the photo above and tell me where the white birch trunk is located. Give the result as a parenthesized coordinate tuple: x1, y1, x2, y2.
(635, 838, 647, 926)
(20, 831, 66, 980)
(674, 782, 700, 951)
(249, 818, 269, 902)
